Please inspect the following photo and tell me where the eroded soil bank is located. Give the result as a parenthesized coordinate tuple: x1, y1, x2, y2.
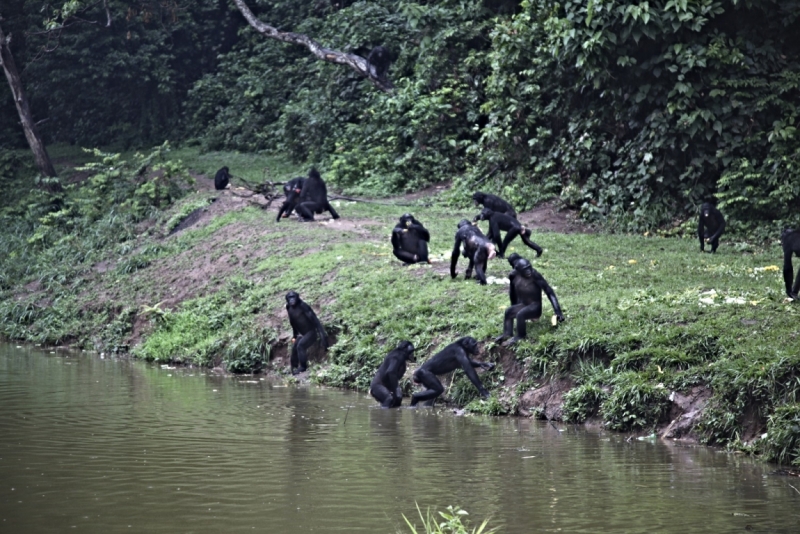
(5, 171, 800, 465)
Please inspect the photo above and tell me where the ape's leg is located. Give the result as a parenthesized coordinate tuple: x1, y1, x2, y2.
(295, 202, 319, 221)
(324, 201, 341, 220)
(710, 237, 720, 253)
(393, 248, 419, 264)
(520, 231, 543, 256)
(392, 386, 404, 407)
(416, 240, 430, 263)
(371, 383, 396, 408)
(496, 304, 524, 342)
(294, 331, 318, 373)
(509, 303, 543, 344)
(465, 257, 475, 279)
(474, 258, 488, 285)
(290, 339, 300, 371)
(410, 369, 444, 406)
(793, 261, 800, 297)
(500, 228, 520, 258)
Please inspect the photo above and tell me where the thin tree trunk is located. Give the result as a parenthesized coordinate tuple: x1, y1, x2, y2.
(231, 0, 393, 92)
(0, 21, 58, 178)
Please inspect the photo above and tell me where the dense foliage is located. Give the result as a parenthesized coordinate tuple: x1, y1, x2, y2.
(3, 1, 798, 226)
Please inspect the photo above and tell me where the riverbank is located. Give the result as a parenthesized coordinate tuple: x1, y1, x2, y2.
(1, 147, 798, 466)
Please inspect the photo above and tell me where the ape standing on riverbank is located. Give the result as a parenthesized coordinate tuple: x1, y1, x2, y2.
(450, 219, 497, 285)
(214, 167, 230, 190)
(294, 168, 340, 222)
(370, 341, 415, 408)
(782, 228, 800, 300)
(391, 213, 431, 264)
(410, 337, 494, 407)
(698, 202, 726, 253)
(285, 291, 329, 375)
(474, 208, 543, 258)
(472, 191, 516, 218)
(275, 177, 306, 221)
(495, 256, 565, 346)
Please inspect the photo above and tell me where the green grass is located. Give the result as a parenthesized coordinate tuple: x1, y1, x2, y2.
(2, 145, 799, 466)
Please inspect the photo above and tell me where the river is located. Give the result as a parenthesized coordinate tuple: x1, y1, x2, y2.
(0, 344, 797, 533)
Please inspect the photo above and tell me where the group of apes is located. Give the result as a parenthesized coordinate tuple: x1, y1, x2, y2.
(215, 167, 800, 409)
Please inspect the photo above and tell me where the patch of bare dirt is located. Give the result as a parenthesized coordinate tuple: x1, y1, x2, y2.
(660, 386, 713, 441)
(519, 377, 576, 420)
(518, 200, 593, 234)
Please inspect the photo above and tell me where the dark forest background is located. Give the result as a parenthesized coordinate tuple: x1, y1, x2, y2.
(2, 0, 800, 231)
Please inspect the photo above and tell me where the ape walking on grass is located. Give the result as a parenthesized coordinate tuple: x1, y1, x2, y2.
(410, 337, 494, 407)
(293, 168, 340, 222)
(450, 219, 497, 285)
(285, 291, 329, 375)
(782, 228, 800, 300)
(495, 256, 565, 346)
(698, 202, 726, 253)
(275, 176, 305, 221)
(474, 208, 543, 258)
(391, 213, 431, 264)
(370, 341, 415, 408)
(472, 191, 516, 219)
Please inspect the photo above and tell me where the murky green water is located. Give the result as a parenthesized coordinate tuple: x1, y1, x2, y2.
(1, 344, 798, 533)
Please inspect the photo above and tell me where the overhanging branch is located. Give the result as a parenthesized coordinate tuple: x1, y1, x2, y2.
(231, 0, 393, 93)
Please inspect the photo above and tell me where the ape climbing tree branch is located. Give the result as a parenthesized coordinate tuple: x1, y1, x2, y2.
(231, 0, 393, 93)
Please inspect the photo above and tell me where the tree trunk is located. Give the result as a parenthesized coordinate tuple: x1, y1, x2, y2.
(0, 21, 58, 179)
(232, 0, 393, 93)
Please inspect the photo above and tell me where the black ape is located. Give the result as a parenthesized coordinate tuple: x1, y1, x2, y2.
(474, 208, 542, 258)
(295, 168, 341, 222)
(782, 228, 800, 300)
(698, 202, 726, 253)
(506, 252, 523, 269)
(214, 167, 230, 190)
(410, 337, 494, 406)
(276, 177, 306, 222)
(472, 191, 516, 219)
(366, 46, 392, 81)
(496, 257, 564, 346)
(450, 219, 497, 285)
(285, 291, 329, 374)
(370, 341, 416, 408)
(391, 213, 431, 264)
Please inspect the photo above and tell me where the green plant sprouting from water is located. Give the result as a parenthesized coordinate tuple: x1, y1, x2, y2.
(402, 504, 498, 534)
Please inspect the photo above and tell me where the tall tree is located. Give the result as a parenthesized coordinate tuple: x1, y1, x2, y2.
(0, 17, 56, 178)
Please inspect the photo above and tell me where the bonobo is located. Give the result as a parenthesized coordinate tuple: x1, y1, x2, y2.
(450, 219, 497, 285)
(370, 341, 415, 408)
(495, 256, 565, 346)
(285, 291, 329, 374)
(698, 202, 726, 253)
(276, 176, 306, 222)
(295, 168, 340, 222)
(391, 213, 431, 264)
(410, 337, 494, 407)
(472, 191, 516, 219)
(782, 228, 800, 300)
(214, 167, 230, 190)
(366, 46, 392, 81)
(474, 207, 543, 258)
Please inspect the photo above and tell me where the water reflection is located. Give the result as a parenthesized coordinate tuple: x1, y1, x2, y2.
(0, 344, 798, 533)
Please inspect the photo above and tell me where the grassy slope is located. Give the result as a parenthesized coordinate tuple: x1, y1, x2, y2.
(1, 145, 799, 465)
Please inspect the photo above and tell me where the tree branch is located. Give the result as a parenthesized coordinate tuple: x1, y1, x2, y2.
(231, 0, 393, 93)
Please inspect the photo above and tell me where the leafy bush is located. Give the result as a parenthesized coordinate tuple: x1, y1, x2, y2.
(562, 384, 607, 423)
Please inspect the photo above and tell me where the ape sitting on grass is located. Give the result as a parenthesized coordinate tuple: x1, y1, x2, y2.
(495, 256, 564, 346)
(450, 219, 497, 285)
(214, 167, 230, 190)
(285, 291, 329, 374)
(391, 213, 431, 264)
(698, 202, 726, 253)
(782, 228, 800, 300)
(370, 341, 415, 408)
(410, 337, 494, 407)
